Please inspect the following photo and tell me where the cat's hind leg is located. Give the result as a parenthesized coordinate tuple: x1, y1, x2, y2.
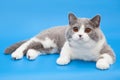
(11, 37, 59, 60)
(11, 40, 33, 59)
(26, 49, 41, 60)
(11, 37, 43, 60)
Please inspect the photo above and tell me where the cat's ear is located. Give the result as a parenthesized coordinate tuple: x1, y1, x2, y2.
(68, 13, 77, 25)
(90, 15, 101, 27)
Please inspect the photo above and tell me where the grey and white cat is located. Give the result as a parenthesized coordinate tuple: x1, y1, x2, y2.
(5, 13, 115, 70)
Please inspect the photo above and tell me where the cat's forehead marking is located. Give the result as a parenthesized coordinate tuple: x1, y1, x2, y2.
(78, 18, 90, 24)
(78, 18, 96, 28)
(78, 24, 85, 33)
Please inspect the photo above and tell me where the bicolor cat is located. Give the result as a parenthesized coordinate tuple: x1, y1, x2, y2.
(5, 13, 115, 70)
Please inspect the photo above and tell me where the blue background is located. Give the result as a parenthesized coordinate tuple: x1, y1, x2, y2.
(0, 0, 120, 80)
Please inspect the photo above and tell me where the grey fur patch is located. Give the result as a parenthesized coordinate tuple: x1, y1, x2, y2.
(88, 28, 103, 42)
(65, 27, 73, 41)
(23, 40, 58, 54)
(36, 26, 67, 52)
(23, 41, 44, 54)
(89, 31, 99, 42)
(100, 43, 116, 62)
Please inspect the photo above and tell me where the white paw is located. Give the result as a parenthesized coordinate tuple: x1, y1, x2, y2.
(96, 59, 110, 70)
(26, 49, 39, 60)
(11, 51, 23, 60)
(56, 57, 70, 65)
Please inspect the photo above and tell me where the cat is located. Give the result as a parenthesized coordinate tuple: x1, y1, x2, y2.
(5, 13, 115, 70)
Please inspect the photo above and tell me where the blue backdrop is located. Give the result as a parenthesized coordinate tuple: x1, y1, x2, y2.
(0, 0, 120, 80)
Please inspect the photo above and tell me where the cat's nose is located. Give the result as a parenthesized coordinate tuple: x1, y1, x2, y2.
(79, 35, 82, 38)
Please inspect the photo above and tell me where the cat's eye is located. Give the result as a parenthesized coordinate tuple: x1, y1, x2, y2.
(85, 28, 92, 33)
(73, 27, 78, 32)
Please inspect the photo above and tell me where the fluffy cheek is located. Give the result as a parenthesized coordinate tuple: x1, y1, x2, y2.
(72, 33, 79, 41)
(82, 33, 90, 42)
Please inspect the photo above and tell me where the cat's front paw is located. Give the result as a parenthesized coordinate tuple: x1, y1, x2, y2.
(11, 51, 23, 60)
(96, 59, 110, 70)
(56, 57, 70, 65)
(26, 49, 39, 60)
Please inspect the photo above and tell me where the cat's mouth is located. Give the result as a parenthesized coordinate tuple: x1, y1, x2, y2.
(79, 37, 84, 40)
(71, 37, 84, 42)
(72, 37, 90, 43)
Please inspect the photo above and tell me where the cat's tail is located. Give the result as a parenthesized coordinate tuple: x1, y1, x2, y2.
(4, 40, 27, 54)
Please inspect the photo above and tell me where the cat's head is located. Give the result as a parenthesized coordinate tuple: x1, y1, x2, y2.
(66, 13, 102, 43)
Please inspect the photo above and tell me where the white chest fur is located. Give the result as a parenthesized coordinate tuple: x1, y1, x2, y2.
(68, 38, 105, 61)
(70, 46, 99, 61)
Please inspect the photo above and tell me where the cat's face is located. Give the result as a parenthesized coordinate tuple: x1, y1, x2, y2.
(66, 13, 101, 43)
